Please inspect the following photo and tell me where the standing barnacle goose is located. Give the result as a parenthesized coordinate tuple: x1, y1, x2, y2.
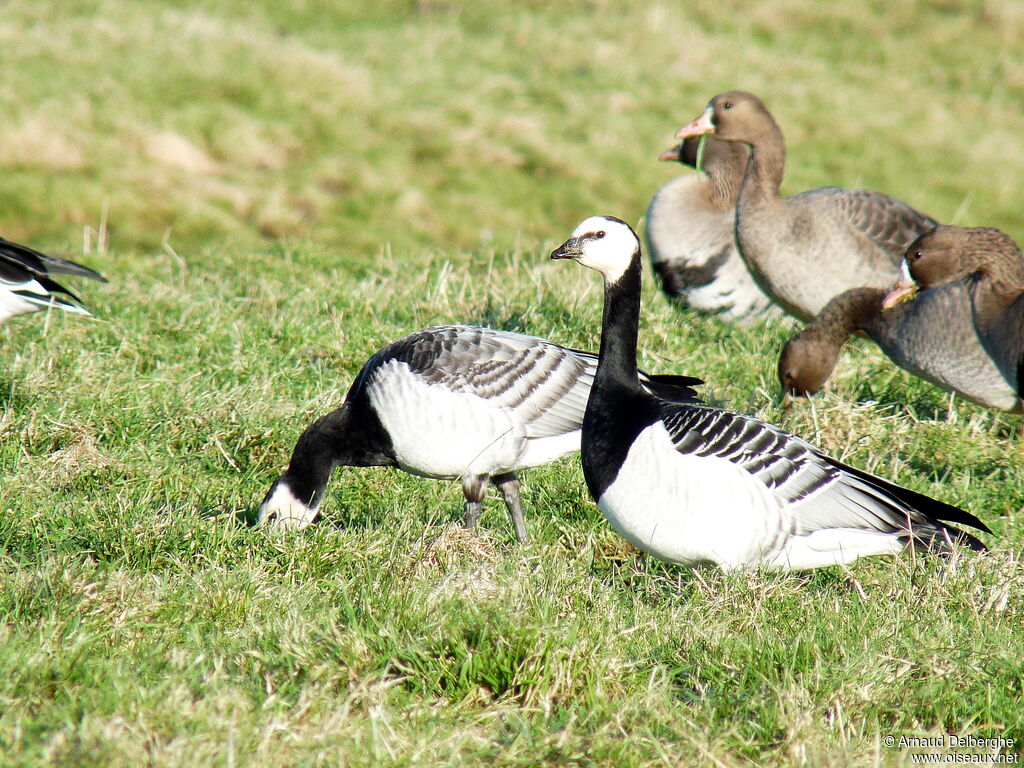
(0, 236, 106, 325)
(551, 216, 989, 570)
(258, 325, 702, 540)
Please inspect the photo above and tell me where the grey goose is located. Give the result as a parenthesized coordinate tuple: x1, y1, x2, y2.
(778, 284, 1022, 412)
(675, 91, 938, 322)
(550, 215, 988, 570)
(645, 135, 780, 323)
(883, 225, 1024, 403)
(0, 236, 106, 325)
(259, 325, 702, 539)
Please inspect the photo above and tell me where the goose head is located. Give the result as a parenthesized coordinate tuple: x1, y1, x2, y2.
(258, 477, 321, 531)
(778, 334, 838, 397)
(675, 90, 777, 146)
(551, 215, 640, 284)
(883, 226, 1024, 309)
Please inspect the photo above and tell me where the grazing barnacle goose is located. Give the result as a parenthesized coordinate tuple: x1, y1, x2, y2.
(551, 215, 989, 570)
(0, 236, 106, 325)
(258, 325, 702, 540)
(645, 134, 780, 322)
(675, 91, 938, 322)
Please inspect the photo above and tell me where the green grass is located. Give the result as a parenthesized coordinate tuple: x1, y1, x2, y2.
(2, 1, 1024, 765)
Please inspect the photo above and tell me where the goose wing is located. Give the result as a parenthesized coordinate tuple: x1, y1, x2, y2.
(0, 257, 89, 315)
(658, 402, 987, 547)
(353, 326, 701, 439)
(0, 237, 107, 282)
(351, 326, 592, 437)
(973, 291, 1024, 396)
(801, 188, 938, 261)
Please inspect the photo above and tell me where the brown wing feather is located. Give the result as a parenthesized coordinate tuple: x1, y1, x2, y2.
(797, 187, 938, 262)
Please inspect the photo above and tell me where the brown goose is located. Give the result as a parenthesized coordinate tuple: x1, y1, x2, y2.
(779, 284, 1022, 411)
(645, 135, 780, 323)
(675, 91, 938, 322)
(883, 225, 1024, 402)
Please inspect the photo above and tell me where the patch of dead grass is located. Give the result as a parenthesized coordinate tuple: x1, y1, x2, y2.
(143, 131, 222, 175)
(0, 116, 85, 171)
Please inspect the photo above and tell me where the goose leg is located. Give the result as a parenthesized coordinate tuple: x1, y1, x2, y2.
(494, 472, 528, 544)
(461, 474, 488, 530)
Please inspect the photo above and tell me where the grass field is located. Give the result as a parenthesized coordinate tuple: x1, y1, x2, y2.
(2, 1, 1023, 765)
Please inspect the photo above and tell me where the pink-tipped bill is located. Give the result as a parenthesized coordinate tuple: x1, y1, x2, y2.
(881, 260, 919, 309)
(675, 107, 715, 140)
(658, 144, 683, 161)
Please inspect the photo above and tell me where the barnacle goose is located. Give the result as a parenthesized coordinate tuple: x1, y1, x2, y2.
(551, 216, 989, 570)
(258, 325, 702, 540)
(0, 236, 106, 325)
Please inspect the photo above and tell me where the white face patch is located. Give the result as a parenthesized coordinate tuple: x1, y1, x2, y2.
(259, 481, 320, 531)
(569, 216, 639, 284)
(899, 259, 913, 285)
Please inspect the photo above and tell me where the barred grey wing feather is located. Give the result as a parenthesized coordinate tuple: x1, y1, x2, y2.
(656, 403, 931, 536)
(798, 188, 938, 260)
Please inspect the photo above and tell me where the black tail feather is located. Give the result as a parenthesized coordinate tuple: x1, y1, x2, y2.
(907, 526, 988, 554)
(827, 454, 991, 550)
(642, 373, 704, 404)
(0, 236, 107, 283)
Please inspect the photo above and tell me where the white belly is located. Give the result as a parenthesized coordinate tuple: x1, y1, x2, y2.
(595, 422, 782, 569)
(367, 361, 530, 478)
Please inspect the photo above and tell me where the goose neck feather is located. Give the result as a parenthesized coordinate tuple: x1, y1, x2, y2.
(701, 139, 749, 212)
(739, 129, 786, 210)
(595, 253, 645, 394)
(276, 400, 396, 508)
(582, 242, 663, 500)
(812, 287, 887, 345)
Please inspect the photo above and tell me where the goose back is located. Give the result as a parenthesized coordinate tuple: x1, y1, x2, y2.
(870, 283, 1022, 411)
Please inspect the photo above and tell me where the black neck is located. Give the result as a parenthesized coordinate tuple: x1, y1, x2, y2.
(581, 247, 662, 501)
(278, 400, 395, 506)
(277, 406, 352, 507)
(594, 252, 644, 393)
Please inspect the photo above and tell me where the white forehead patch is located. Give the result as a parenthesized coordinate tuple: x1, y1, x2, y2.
(569, 216, 639, 284)
(899, 259, 913, 285)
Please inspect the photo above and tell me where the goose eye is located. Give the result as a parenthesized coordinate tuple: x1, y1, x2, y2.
(911, 250, 922, 261)
(595, 231, 606, 239)
(723, 101, 733, 110)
